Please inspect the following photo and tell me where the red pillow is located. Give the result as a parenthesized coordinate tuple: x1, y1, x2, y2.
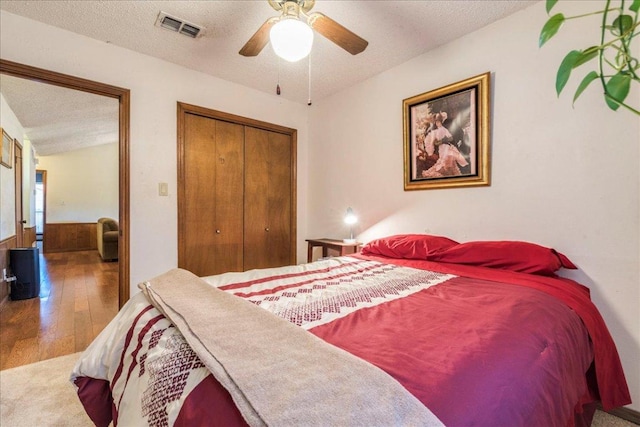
(428, 241, 577, 276)
(361, 234, 459, 260)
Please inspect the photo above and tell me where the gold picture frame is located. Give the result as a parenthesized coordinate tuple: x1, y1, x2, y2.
(403, 72, 491, 190)
(1, 127, 14, 168)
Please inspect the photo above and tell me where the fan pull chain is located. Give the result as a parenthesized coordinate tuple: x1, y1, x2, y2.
(307, 51, 312, 106)
(276, 57, 281, 95)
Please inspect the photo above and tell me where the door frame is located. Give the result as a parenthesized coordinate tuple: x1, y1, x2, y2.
(0, 59, 131, 308)
(14, 141, 23, 248)
(35, 169, 47, 245)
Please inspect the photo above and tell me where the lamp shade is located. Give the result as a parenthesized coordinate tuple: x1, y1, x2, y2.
(270, 18, 314, 62)
(344, 207, 358, 225)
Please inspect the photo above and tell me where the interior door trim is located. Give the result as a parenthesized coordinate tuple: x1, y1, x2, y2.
(36, 169, 47, 248)
(0, 59, 131, 308)
(14, 141, 24, 248)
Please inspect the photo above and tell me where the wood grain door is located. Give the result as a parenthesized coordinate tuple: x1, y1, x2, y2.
(244, 127, 292, 270)
(180, 113, 244, 276)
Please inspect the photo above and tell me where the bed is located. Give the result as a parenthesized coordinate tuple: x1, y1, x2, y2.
(70, 234, 631, 427)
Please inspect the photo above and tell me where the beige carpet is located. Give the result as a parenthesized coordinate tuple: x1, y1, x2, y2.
(0, 352, 636, 426)
(0, 352, 92, 427)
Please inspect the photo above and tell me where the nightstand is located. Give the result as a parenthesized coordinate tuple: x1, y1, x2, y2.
(306, 238, 361, 263)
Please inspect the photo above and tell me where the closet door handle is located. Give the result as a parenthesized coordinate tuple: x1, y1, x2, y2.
(216, 229, 221, 234)
(265, 227, 270, 232)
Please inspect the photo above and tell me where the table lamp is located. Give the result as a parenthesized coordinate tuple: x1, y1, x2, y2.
(343, 207, 358, 244)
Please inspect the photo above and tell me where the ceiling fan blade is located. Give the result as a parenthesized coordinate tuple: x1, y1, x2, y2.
(239, 17, 279, 57)
(306, 12, 368, 55)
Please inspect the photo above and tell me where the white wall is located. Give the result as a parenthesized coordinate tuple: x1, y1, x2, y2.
(37, 143, 118, 222)
(0, 93, 24, 239)
(0, 11, 310, 288)
(0, 95, 37, 242)
(308, 1, 639, 412)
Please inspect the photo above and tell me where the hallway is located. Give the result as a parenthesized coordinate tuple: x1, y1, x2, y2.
(0, 249, 118, 370)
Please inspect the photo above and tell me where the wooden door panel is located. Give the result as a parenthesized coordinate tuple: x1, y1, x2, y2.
(181, 114, 244, 276)
(244, 128, 292, 270)
(213, 120, 244, 274)
(182, 113, 217, 275)
(267, 131, 292, 267)
(244, 127, 270, 270)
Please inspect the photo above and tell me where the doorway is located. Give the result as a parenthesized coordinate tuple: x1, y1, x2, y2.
(35, 170, 46, 249)
(13, 142, 23, 248)
(0, 59, 130, 308)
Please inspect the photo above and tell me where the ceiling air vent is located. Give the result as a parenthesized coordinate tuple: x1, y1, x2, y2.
(155, 11, 204, 39)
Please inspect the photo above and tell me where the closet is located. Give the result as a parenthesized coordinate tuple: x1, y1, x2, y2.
(177, 103, 296, 277)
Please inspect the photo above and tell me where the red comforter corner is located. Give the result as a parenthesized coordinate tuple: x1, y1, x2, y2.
(354, 254, 631, 412)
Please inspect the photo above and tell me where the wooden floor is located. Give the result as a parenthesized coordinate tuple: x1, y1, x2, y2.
(0, 249, 119, 370)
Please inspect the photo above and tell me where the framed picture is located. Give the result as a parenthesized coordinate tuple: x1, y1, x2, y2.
(1, 127, 13, 169)
(403, 72, 491, 190)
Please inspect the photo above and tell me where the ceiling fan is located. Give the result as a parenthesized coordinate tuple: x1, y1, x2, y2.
(239, 0, 368, 62)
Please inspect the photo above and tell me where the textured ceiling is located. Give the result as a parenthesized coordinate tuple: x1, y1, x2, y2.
(0, 0, 537, 155)
(1, 74, 119, 156)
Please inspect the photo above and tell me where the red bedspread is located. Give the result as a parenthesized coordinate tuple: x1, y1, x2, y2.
(354, 254, 630, 413)
(72, 255, 630, 427)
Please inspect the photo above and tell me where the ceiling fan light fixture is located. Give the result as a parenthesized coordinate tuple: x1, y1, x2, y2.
(269, 18, 314, 62)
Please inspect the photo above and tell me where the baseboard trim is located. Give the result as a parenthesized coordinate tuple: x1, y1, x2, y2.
(598, 403, 640, 425)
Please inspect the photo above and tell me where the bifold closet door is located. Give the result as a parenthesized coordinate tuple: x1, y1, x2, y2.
(244, 127, 292, 270)
(180, 113, 244, 276)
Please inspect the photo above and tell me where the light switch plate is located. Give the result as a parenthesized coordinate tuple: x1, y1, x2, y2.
(158, 182, 169, 196)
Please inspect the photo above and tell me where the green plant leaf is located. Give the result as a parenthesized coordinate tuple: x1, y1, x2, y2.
(539, 13, 565, 47)
(556, 50, 582, 95)
(574, 46, 600, 68)
(540, 0, 639, 115)
(611, 14, 634, 35)
(605, 72, 631, 110)
(573, 71, 600, 105)
(605, 94, 622, 111)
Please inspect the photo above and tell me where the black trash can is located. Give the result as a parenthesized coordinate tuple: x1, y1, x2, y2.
(9, 247, 40, 300)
